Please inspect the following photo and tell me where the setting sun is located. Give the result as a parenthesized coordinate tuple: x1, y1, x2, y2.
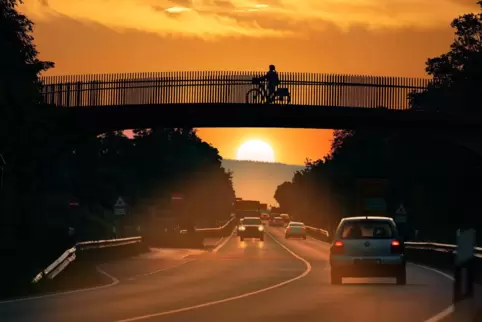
(236, 140, 275, 163)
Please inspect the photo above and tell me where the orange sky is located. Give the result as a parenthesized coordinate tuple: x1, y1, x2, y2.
(23, 0, 479, 164)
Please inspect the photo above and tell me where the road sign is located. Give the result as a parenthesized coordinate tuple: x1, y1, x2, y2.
(396, 204, 407, 215)
(69, 201, 79, 207)
(114, 196, 127, 216)
(363, 198, 387, 212)
(115, 197, 127, 207)
(456, 228, 476, 265)
(115, 208, 126, 216)
(395, 215, 407, 223)
(394, 204, 407, 224)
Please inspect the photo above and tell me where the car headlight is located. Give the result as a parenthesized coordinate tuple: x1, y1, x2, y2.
(238, 226, 246, 231)
(258, 226, 264, 232)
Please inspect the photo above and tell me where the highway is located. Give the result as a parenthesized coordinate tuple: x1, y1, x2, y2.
(0, 226, 456, 322)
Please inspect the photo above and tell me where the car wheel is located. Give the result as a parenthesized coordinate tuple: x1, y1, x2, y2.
(260, 236, 264, 241)
(396, 267, 406, 285)
(240, 237, 244, 241)
(331, 270, 342, 285)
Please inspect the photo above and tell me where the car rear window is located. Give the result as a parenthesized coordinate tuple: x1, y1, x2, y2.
(242, 218, 262, 225)
(339, 220, 394, 239)
(289, 223, 304, 227)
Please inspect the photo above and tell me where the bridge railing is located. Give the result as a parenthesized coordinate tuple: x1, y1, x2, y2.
(39, 71, 429, 110)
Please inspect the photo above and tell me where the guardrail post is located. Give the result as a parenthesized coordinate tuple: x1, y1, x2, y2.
(453, 228, 476, 321)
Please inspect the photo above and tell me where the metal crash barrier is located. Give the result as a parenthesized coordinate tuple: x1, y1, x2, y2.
(32, 236, 142, 284)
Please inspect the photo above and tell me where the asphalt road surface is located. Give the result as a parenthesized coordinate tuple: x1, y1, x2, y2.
(0, 226, 462, 322)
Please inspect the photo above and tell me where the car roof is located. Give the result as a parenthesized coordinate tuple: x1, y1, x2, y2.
(243, 217, 261, 220)
(340, 216, 394, 223)
(273, 216, 283, 219)
(289, 221, 304, 225)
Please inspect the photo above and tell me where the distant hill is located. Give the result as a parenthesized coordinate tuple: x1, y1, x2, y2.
(221, 159, 305, 205)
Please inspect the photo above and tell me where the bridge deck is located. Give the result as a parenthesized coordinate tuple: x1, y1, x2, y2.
(60, 103, 480, 134)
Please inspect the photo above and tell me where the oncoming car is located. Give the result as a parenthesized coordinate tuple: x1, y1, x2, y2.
(237, 217, 264, 241)
(329, 216, 406, 285)
(285, 222, 307, 239)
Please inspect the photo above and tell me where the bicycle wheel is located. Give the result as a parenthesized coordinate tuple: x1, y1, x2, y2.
(246, 88, 265, 104)
(274, 94, 291, 105)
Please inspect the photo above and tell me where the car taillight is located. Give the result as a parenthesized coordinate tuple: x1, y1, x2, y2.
(391, 240, 403, 254)
(331, 240, 344, 255)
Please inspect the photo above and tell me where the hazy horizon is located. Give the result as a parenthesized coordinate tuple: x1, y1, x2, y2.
(221, 159, 305, 205)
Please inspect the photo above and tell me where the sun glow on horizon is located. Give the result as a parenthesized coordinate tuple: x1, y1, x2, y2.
(236, 140, 275, 163)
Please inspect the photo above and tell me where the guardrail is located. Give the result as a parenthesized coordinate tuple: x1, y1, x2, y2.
(404, 241, 482, 258)
(304, 224, 481, 286)
(305, 225, 481, 257)
(195, 216, 236, 236)
(32, 236, 142, 284)
(305, 226, 330, 239)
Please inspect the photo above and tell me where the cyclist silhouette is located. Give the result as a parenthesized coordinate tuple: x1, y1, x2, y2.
(260, 64, 280, 103)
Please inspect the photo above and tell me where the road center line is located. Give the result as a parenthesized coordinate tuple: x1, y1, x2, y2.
(114, 231, 312, 322)
(212, 229, 235, 253)
(126, 259, 197, 281)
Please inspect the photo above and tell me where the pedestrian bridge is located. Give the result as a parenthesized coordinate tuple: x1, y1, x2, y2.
(40, 71, 428, 109)
(39, 71, 480, 133)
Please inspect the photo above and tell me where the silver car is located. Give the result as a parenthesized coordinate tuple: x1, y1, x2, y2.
(285, 222, 307, 239)
(329, 216, 406, 285)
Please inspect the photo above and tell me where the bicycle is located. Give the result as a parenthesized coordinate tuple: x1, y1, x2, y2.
(245, 77, 291, 104)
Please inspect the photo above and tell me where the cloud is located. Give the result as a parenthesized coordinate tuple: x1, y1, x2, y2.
(22, 0, 479, 38)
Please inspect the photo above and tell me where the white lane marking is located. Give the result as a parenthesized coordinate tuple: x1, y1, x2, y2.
(307, 236, 329, 244)
(214, 237, 225, 246)
(302, 232, 459, 322)
(411, 263, 455, 322)
(411, 263, 454, 281)
(0, 265, 119, 304)
(114, 231, 312, 322)
(212, 229, 235, 253)
(424, 305, 454, 322)
(127, 259, 197, 281)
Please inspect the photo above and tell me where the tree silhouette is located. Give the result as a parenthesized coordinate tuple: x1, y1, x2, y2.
(0, 0, 61, 296)
(410, 0, 482, 113)
(275, 2, 482, 244)
(0, 1, 237, 296)
(0, 0, 57, 243)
